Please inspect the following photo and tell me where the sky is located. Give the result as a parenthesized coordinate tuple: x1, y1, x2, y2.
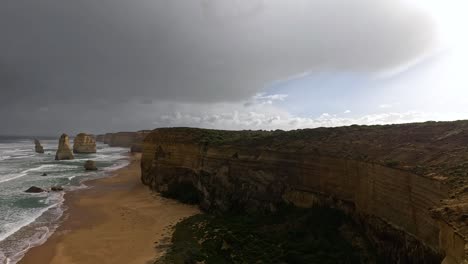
(0, 0, 467, 135)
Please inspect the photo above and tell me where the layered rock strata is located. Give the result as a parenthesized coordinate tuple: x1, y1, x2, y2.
(141, 123, 468, 264)
(34, 138, 44, 153)
(103, 133, 113, 144)
(108, 131, 150, 149)
(55, 134, 74, 160)
(108, 132, 136, 147)
(73, 133, 97, 153)
(95, 134, 105, 142)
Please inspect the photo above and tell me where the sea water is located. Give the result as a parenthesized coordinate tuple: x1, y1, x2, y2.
(0, 136, 129, 264)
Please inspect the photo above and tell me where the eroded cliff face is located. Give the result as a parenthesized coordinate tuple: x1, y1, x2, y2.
(103, 133, 113, 144)
(107, 131, 150, 149)
(141, 124, 468, 264)
(73, 133, 97, 153)
(95, 134, 105, 142)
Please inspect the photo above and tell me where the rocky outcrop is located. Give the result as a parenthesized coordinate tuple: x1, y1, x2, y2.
(84, 160, 97, 171)
(34, 139, 44, 153)
(141, 123, 468, 264)
(73, 133, 97, 153)
(51, 186, 64, 192)
(25, 186, 46, 193)
(55, 134, 74, 160)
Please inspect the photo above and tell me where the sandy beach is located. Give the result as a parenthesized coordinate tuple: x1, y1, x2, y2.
(19, 153, 200, 264)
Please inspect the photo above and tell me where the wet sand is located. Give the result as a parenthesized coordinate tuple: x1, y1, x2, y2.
(20, 153, 200, 264)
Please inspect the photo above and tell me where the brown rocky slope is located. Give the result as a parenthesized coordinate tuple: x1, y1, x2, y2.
(141, 121, 468, 264)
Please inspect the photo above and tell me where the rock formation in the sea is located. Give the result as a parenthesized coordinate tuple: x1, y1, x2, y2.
(34, 138, 44, 153)
(41, 173, 47, 176)
(55, 134, 74, 160)
(51, 186, 64, 192)
(25, 186, 46, 193)
(84, 160, 97, 171)
(141, 123, 468, 264)
(73, 133, 97, 154)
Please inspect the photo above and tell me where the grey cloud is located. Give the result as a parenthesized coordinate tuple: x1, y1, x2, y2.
(1, 0, 435, 102)
(0, 0, 436, 133)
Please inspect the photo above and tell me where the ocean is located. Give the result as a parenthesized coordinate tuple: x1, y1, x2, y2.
(0, 136, 129, 264)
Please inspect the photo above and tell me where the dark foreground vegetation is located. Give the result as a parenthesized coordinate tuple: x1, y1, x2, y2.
(156, 207, 378, 264)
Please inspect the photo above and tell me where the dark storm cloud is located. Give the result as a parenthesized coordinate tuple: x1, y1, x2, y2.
(0, 0, 436, 134)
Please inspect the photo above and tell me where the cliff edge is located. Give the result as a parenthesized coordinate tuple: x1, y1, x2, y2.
(141, 121, 468, 264)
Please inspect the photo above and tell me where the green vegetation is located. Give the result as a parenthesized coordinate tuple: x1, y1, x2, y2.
(195, 129, 279, 146)
(154, 127, 283, 146)
(156, 207, 375, 264)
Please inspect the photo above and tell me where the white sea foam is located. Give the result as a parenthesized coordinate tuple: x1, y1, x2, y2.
(67, 175, 76, 180)
(6, 226, 51, 264)
(0, 165, 60, 184)
(0, 172, 28, 184)
(0, 193, 64, 242)
(103, 159, 130, 172)
(0, 156, 11, 161)
(0, 209, 63, 264)
(9, 155, 35, 160)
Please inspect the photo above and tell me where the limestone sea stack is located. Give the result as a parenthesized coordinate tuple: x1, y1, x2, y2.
(73, 133, 97, 154)
(34, 138, 44, 153)
(55, 134, 74, 160)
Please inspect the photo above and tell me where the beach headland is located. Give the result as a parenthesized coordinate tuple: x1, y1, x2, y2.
(19, 153, 200, 264)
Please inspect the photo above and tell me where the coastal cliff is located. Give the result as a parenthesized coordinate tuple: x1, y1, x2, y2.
(106, 131, 150, 151)
(141, 122, 468, 264)
(103, 133, 113, 144)
(95, 134, 105, 142)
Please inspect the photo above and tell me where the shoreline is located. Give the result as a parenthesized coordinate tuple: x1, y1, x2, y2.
(18, 153, 200, 264)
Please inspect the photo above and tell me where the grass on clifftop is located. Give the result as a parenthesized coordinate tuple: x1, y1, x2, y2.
(156, 207, 376, 264)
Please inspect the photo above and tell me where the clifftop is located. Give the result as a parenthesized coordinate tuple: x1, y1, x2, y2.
(147, 121, 468, 190)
